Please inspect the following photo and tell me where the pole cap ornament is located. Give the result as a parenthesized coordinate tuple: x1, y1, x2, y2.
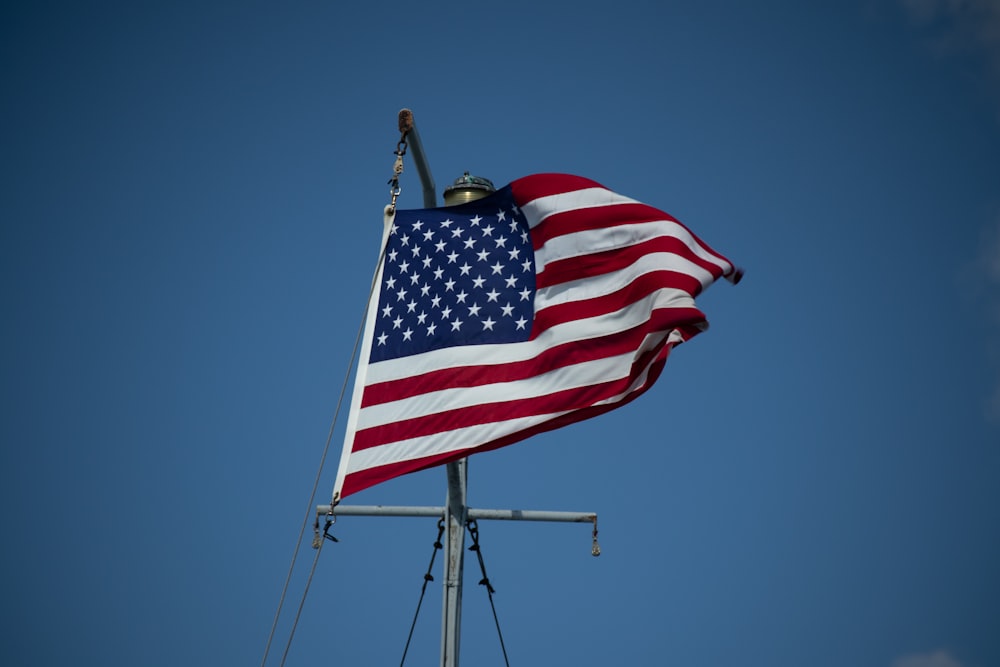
(443, 172, 496, 206)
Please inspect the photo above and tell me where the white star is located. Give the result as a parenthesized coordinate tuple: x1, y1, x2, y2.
(444, 278, 456, 291)
(431, 295, 442, 308)
(518, 287, 531, 301)
(495, 236, 508, 248)
(399, 260, 410, 273)
(472, 275, 485, 288)
(395, 287, 407, 301)
(463, 237, 477, 249)
(468, 303, 482, 316)
(459, 263, 472, 276)
(402, 327, 413, 341)
(377, 332, 388, 346)
(490, 261, 504, 275)
(496, 210, 506, 221)
(446, 251, 459, 263)
(423, 229, 435, 241)
(451, 319, 463, 331)
(440, 218, 454, 228)
(410, 272, 421, 285)
(451, 227, 464, 238)
(470, 215, 482, 226)
(500, 303, 514, 317)
(507, 247, 520, 260)
(426, 323, 437, 335)
(381, 304, 393, 317)
(477, 249, 490, 262)
(422, 256, 433, 269)
(420, 283, 431, 296)
(417, 311, 428, 324)
(433, 267, 444, 280)
(509, 220, 519, 232)
(521, 259, 532, 272)
(481, 316, 496, 330)
(515, 317, 528, 330)
(407, 299, 418, 312)
(412, 220, 424, 230)
(388, 249, 398, 262)
(504, 275, 518, 288)
(435, 240, 447, 252)
(385, 276, 397, 290)
(520, 231, 528, 243)
(455, 290, 468, 303)
(485, 289, 500, 302)
(441, 305, 452, 319)
(411, 245, 421, 257)
(400, 233, 410, 246)
(481, 224, 494, 236)
(393, 316, 403, 329)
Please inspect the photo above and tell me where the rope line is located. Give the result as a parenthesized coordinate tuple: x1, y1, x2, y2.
(467, 520, 511, 667)
(278, 538, 326, 667)
(259, 217, 393, 667)
(260, 116, 412, 667)
(399, 519, 446, 667)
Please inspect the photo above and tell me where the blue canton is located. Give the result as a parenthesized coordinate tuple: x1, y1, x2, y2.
(369, 186, 536, 363)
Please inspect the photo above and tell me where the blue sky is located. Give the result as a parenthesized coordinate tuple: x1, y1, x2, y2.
(2, 2, 999, 666)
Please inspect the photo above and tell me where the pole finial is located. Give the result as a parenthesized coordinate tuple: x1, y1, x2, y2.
(398, 108, 414, 134)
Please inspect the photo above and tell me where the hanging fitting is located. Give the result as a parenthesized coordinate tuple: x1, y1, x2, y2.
(591, 517, 601, 557)
(387, 114, 411, 212)
(313, 510, 338, 548)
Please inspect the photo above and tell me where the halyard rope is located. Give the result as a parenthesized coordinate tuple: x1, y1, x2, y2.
(399, 519, 446, 666)
(259, 213, 394, 667)
(468, 520, 511, 667)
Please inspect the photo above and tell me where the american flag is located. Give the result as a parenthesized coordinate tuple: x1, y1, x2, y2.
(332, 173, 740, 500)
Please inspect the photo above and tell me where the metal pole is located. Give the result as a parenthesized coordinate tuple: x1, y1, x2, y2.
(400, 109, 465, 667)
(316, 505, 597, 524)
(369, 109, 599, 666)
(441, 459, 467, 667)
(399, 108, 436, 209)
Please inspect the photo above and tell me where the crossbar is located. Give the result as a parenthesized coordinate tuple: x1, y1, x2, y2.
(316, 505, 597, 523)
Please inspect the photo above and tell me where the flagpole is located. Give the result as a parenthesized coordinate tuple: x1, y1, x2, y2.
(400, 108, 469, 666)
(441, 458, 467, 667)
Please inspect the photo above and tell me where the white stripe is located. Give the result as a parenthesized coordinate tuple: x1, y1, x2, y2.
(520, 187, 638, 227)
(356, 343, 658, 431)
(534, 217, 732, 277)
(347, 410, 573, 473)
(347, 329, 676, 474)
(534, 250, 715, 312)
(363, 285, 697, 386)
(331, 206, 398, 501)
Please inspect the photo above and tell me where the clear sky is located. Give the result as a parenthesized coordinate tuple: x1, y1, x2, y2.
(3, 2, 999, 666)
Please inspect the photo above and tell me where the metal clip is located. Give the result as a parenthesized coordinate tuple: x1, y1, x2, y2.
(322, 517, 339, 543)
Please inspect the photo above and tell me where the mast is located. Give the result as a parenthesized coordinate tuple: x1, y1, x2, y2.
(320, 110, 600, 667)
(402, 109, 473, 666)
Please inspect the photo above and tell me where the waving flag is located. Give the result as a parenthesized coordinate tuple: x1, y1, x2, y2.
(331, 173, 741, 500)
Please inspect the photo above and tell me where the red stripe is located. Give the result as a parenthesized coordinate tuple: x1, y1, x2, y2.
(353, 333, 674, 451)
(510, 173, 602, 204)
(360, 306, 707, 407)
(532, 271, 704, 336)
(514, 174, 735, 276)
(531, 202, 679, 249)
(340, 353, 671, 498)
(537, 234, 725, 290)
